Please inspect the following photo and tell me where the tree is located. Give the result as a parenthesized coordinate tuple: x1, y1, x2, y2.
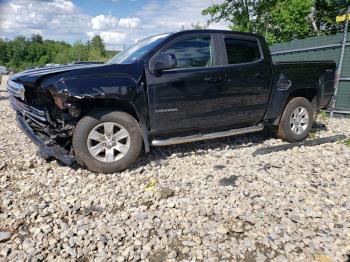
(0, 39, 9, 65)
(7, 36, 29, 69)
(88, 49, 103, 61)
(0, 34, 117, 72)
(202, 0, 278, 34)
(314, 0, 349, 35)
(31, 34, 43, 44)
(90, 35, 106, 56)
(180, 22, 208, 31)
(268, 0, 314, 43)
(27, 41, 46, 64)
(202, 0, 350, 44)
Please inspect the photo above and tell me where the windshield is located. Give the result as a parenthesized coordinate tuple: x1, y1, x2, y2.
(108, 34, 170, 64)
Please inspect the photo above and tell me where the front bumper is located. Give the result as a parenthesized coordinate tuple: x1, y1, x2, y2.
(16, 113, 75, 166)
(7, 78, 76, 166)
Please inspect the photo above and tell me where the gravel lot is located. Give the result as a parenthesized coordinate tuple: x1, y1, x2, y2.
(0, 74, 350, 261)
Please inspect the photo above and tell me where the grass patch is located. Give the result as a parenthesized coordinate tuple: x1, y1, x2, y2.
(309, 131, 318, 140)
(317, 110, 329, 124)
(343, 138, 350, 147)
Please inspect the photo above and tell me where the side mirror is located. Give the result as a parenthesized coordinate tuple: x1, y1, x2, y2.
(150, 54, 177, 73)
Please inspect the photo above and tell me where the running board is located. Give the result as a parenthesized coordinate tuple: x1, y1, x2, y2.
(151, 124, 264, 146)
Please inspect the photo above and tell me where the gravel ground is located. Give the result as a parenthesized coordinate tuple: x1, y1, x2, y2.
(1, 75, 350, 261)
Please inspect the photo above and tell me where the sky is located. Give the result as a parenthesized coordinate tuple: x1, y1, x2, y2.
(0, 0, 229, 50)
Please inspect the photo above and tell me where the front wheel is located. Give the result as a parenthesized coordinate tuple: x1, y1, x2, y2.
(277, 97, 314, 143)
(73, 110, 142, 173)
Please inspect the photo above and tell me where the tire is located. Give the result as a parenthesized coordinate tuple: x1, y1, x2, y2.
(277, 97, 314, 143)
(73, 110, 142, 174)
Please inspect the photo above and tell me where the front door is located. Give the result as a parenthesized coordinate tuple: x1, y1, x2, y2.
(146, 34, 226, 136)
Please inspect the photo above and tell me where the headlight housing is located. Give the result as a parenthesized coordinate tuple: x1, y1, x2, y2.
(7, 79, 26, 101)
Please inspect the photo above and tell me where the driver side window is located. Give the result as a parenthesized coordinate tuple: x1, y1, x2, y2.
(163, 35, 214, 69)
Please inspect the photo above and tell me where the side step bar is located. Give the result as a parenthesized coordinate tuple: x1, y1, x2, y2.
(151, 124, 264, 146)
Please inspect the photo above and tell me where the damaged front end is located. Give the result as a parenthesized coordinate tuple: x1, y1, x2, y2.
(7, 62, 146, 166)
(7, 77, 76, 166)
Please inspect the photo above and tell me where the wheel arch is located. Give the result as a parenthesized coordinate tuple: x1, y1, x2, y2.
(288, 88, 319, 110)
(79, 98, 139, 120)
(267, 87, 319, 126)
(77, 98, 151, 152)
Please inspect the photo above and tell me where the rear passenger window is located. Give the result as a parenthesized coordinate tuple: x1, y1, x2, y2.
(224, 38, 261, 64)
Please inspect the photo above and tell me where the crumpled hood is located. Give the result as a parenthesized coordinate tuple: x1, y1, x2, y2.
(11, 64, 101, 87)
(11, 62, 144, 88)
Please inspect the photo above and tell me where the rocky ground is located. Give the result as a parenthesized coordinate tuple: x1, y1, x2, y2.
(0, 75, 350, 261)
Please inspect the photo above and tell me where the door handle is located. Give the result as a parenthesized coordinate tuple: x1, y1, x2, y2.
(204, 76, 223, 83)
(277, 79, 292, 90)
(254, 72, 267, 79)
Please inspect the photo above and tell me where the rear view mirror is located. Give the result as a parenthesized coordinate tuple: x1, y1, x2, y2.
(150, 54, 177, 73)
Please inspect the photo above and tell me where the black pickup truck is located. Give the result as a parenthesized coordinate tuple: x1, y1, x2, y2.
(7, 30, 336, 173)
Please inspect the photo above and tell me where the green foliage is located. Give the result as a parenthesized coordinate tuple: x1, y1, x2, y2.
(202, 0, 349, 44)
(317, 110, 329, 124)
(308, 131, 318, 140)
(269, 0, 314, 43)
(202, 0, 263, 32)
(0, 34, 118, 72)
(343, 138, 350, 147)
(180, 22, 208, 31)
(90, 35, 106, 57)
(315, 0, 349, 35)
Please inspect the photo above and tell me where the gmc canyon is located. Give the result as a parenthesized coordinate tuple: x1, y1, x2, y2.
(7, 30, 336, 173)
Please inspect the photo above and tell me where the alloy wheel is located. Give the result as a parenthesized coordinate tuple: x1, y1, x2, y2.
(87, 122, 130, 163)
(289, 106, 309, 135)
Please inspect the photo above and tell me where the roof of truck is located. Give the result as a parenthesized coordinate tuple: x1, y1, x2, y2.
(170, 29, 265, 39)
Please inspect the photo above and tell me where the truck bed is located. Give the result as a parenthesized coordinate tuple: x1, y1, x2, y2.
(265, 61, 336, 124)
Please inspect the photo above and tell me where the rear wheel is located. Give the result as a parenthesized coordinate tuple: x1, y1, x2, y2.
(73, 110, 142, 173)
(277, 97, 313, 142)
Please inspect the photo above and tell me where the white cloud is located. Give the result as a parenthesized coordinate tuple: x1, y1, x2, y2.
(87, 14, 141, 48)
(0, 0, 230, 50)
(47, 0, 75, 13)
(119, 17, 141, 29)
(90, 14, 119, 31)
(135, 0, 228, 33)
(87, 31, 126, 49)
(99, 32, 126, 44)
(0, 0, 90, 43)
(82, 0, 227, 50)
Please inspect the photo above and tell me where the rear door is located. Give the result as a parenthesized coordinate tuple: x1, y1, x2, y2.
(220, 34, 273, 125)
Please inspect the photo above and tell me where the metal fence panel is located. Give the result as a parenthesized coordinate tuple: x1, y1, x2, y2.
(337, 81, 350, 110)
(342, 48, 350, 76)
